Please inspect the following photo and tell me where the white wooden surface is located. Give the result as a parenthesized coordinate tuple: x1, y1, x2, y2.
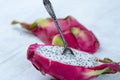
(0, 0, 120, 80)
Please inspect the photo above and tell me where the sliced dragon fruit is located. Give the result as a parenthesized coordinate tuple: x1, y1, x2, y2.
(27, 43, 120, 80)
(12, 16, 99, 53)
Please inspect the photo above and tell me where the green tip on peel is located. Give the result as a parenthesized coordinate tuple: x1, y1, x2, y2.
(29, 18, 51, 30)
(71, 27, 81, 36)
(29, 22, 37, 30)
(103, 58, 113, 63)
(11, 20, 20, 25)
(11, 20, 28, 29)
(86, 67, 110, 77)
(52, 35, 64, 46)
(35, 18, 50, 28)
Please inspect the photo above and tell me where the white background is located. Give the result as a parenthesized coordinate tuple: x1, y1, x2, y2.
(0, 0, 120, 80)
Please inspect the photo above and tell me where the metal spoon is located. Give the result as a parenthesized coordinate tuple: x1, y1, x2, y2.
(43, 0, 74, 55)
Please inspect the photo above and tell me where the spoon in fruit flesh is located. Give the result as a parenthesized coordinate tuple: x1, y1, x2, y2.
(43, 0, 74, 55)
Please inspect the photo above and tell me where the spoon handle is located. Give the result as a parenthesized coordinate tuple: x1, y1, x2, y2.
(43, 0, 68, 48)
(43, 0, 74, 55)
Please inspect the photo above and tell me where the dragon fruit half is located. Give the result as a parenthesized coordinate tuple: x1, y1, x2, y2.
(27, 43, 120, 80)
(12, 16, 99, 53)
